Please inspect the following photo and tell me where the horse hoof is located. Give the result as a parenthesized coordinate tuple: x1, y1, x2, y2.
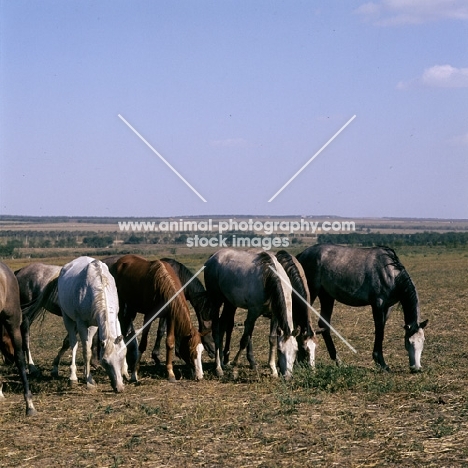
(410, 367, 422, 374)
(86, 382, 97, 391)
(168, 376, 177, 383)
(26, 407, 38, 417)
(215, 368, 224, 378)
(68, 379, 78, 387)
(232, 369, 239, 380)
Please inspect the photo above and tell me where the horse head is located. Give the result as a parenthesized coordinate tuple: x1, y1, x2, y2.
(100, 336, 127, 392)
(177, 330, 204, 381)
(404, 319, 428, 373)
(277, 326, 299, 379)
(297, 327, 325, 368)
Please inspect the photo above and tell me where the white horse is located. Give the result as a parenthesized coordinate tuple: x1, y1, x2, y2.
(58, 257, 126, 392)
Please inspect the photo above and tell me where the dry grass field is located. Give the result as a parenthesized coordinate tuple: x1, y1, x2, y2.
(0, 247, 467, 467)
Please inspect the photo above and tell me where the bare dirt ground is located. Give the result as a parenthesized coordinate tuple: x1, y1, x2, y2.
(1, 247, 467, 467)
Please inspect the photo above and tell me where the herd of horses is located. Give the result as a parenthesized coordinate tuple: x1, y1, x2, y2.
(0, 245, 428, 416)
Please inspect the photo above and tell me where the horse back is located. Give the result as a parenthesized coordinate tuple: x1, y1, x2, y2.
(298, 244, 402, 307)
(15, 263, 61, 305)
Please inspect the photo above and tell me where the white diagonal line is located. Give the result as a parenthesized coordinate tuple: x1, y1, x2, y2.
(121, 265, 206, 352)
(268, 115, 356, 202)
(269, 265, 357, 354)
(118, 114, 207, 202)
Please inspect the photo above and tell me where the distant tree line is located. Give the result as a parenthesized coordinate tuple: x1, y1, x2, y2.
(318, 231, 468, 247)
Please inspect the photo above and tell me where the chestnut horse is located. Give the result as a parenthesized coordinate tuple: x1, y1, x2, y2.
(0, 262, 36, 415)
(102, 255, 215, 364)
(110, 254, 204, 382)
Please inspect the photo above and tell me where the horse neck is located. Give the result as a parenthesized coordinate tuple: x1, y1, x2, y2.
(90, 263, 113, 342)
(395, 269, 420, 325)
(267, 257, 293, 334)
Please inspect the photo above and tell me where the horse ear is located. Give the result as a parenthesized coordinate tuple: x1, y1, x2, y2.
(403, 324, 411, 331)
(419, 319, 428, 329)
(315, 328, 326, 335)
(114, 335, 123, 345)
(277, 326, 284, 337)
(293, 325, 301, 337)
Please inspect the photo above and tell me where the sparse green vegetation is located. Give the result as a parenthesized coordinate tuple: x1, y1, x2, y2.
(0, 225, 467, 466)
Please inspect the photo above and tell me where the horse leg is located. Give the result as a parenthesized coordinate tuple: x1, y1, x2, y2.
(220, 302, 236, 366)
(318, 291, 340, 365)
(372, 306, 390, 371)
(51, 333, 73, 378)
(165, 317, 176, 382)
(79, 325, 98, 389)
(20, 317, 40, 377)
(268, 317, 279, 378)
(133, 314, 153, 377)
(231, 311, 258, 379)
(62, 314, 79, 386)
(152, 317, 166, 366)
(3, 319, 37, 416)
(210, 299, 224, 377)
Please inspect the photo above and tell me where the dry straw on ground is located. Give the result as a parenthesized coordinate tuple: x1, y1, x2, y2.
(1, 248, 467, 467)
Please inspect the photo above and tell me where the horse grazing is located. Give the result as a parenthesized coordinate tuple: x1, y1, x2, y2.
(24, 257, 127, 391)
(275, 250, 323, 366)
(204, 248, 298, 379)
(16, 263, 103, 378)
(102, 255, 215, 365)
(297, 244, 428, 372)
(109, 254, 204, 383)
(0, 262, 36, 415)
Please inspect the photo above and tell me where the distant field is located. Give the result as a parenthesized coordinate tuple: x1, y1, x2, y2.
(1, 245, 467, 467)
(1, 215, 468, 233)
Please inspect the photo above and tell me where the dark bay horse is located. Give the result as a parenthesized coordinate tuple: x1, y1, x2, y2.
(204, 249, 298, 379)
(297, 244, 428, 372)
(110, 254, 204, 382)
(0, 262, 37, 415)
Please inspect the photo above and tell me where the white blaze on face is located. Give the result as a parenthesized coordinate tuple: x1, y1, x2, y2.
(406, 328, 425, 372)
(278, 334, 298, 379)
(193, 343, 204, 380)
(304, 337, 317, 368)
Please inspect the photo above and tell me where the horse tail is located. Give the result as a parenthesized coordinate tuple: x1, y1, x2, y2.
(255, 252, 292, 336)
(22, 276, 61, 325)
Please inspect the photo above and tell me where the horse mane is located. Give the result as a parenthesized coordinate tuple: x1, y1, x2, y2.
(394, 268, 420, 324)
(22, 275, 61, 324)
(254, 252, 291, 335)
(88, 260, 111, 342)
(275, 250, 310, 303)
(161, 258, 212, 322)
(148, 260, 196, 338)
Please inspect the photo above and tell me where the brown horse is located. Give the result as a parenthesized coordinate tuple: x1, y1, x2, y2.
(0, 262, 37, 416)
(110, 254, 204, 382)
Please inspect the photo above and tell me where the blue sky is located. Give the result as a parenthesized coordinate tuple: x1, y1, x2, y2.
(1, 0, 467, 218)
